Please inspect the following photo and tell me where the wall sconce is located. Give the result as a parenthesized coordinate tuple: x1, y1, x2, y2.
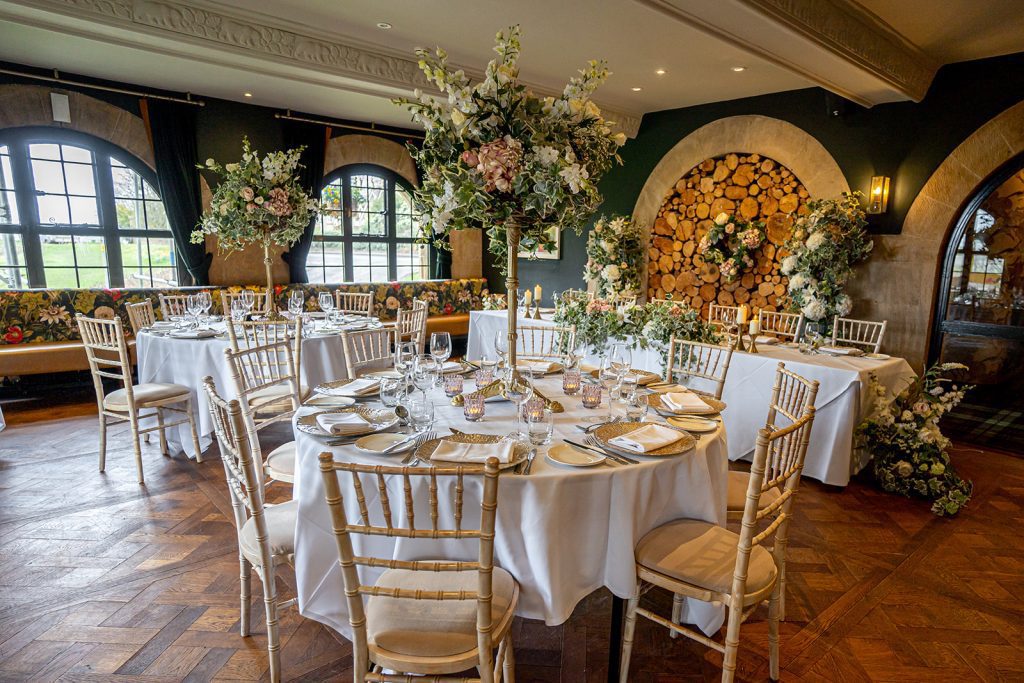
(867, 176, 890, 214)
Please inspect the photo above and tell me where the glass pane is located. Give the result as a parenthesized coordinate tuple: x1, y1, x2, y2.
(76, 268, 108, 288)
(0, 190, 18, 225)
(60, 145, 93, 164)
(396, 213, 414, 239)
(320, 180, 343, 211)
(116, 198, 145, 229)
(351, 208, 368, 236)
(69, 196, 100, 226)
(112, 164, 143, 199)
(0, 233, 28, 288)
(351, 240, 389, 282)
(0, 152, 15, 190)
(36, 195, 70, 225)
(74, 235, 107, 267)
(319, 211, 343, 237)
(321, 240, 345, 265)
(31, 159, 66, 194)
(145, 200, 169, 231)
(396, 242, 430, 281)
(29, 143, 60, 160)
(64, 163, 97, 197)
(143, 180, 159, 200)
(120, 236, 177, 287)
(350, 173, 387, 237)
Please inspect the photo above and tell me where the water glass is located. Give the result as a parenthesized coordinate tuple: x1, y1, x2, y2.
(241, 289, 256, 313)
(198, 291, 213, 318)
(626, 389, 649, 422)
(562, 368, 582, 395)
(527, 407, 554, 446)
(230, 299, 247, 323)
(288, 291, 304, 317)
(408, 398, 435, 431)
(443, 373, 464, 397)
(412, 354, 438, 397)
(379, 377, 403, 407)
(394, 341, 418, 379)
(463, 393, 485, 422)
(582, 383, 602, 409)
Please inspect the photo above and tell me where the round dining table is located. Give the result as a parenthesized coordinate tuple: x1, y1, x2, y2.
(291, 373, 730, 647)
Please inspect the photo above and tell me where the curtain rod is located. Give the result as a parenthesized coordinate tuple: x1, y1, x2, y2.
(0, 68, 205, 106)
(275, 111, 424, 140)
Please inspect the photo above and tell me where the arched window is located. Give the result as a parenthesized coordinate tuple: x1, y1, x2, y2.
(308, 164, 429, 283)
(0, 127, 178, 289)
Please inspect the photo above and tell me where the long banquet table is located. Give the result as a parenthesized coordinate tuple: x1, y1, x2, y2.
(292, 373, 730, 640)
(467, 309, 916, 486)
(136, 322, 386, 457)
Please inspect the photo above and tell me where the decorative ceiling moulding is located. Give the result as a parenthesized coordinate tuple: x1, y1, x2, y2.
(634, 0, 937, 106)
(3, 0, 643, 136)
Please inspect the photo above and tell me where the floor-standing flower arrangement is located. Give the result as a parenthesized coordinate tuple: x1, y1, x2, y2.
(584, 215, 644, 298)
(192, 138, 319, 313)
(782, 192, 872, 328)
(698, 212, 766, 282)
(857, 362, 974, 516)
(394, 25, 624, 373)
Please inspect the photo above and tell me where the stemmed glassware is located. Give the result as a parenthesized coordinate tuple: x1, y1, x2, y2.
(241, 289, 256, 317)
(230, 299, 247, 323)
(288, 291, 304, 318)
(394, 341, 418, 396)
(721, 308, 738, 345)
(412, 354, 438, 400)
(493, 330, 509, 371)
(503, 365, 534, 443)
(801, 322, 823, 354)
(186, 294, 203, 328)
(317, 292, 334, 327)
(430, 332, 452, 386)
(198, 291, 213, 320)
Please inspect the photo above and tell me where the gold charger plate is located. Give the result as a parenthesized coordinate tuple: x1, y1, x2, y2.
(592, 421, 696, 457)
(297, 406, 398, 437)
(588, 368, 661, 386)
(314, 378, 381, 398)
(414, 433, 529, 470)
(647, 392, 725, 416)
(516, 361, 564, 376)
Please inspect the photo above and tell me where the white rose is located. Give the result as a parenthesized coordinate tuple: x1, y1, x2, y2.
(225, 163, 240, 173)
(205, 158, 215, 167)
(806, 231, 826, 251)
(781, 255, 799, 275)
(714, 213, 730, 226)
(584, 100, 601, 118)
(612, 132, 627, 146)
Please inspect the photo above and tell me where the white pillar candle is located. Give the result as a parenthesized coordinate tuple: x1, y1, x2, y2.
(524, 290, 533, 306)
(534, 284, 542, 301)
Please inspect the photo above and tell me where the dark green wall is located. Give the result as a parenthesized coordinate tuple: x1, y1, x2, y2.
(509, 51, 1024, 303)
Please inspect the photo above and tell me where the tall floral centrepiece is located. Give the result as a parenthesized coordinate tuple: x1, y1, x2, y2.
(395, 26, 625, 374)
(191, 138, 319, 313)
(585, 215, 644, 298)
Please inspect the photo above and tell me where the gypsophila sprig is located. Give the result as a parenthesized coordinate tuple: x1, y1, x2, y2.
(782, 192, 872, 327)
(394, 25, 625, 272)
(857, 362, 973, 516)
(191, 137, 319, 252)
(698, 212, 766, 282)
(585, 215, 644, 298)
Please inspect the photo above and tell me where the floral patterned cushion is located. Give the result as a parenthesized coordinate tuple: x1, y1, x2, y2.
(0, 279, 487, 346)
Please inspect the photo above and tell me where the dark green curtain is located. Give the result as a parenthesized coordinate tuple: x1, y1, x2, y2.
(281, 120, 327, 283)
(145, 100, 211, 285)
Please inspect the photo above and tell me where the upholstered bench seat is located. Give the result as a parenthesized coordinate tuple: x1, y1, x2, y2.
(0, 340, 136, 376)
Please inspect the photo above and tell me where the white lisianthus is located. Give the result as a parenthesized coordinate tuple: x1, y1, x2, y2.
(806, 231, 827, 251)
(534, 146, 560, 166)
(205, 158, 216, 167)
(801, 297, 826, 321)
(603, 264, 620, 281)
(225, 163, 240, 173)
(714, 212, 730, 226)
(781, 255, 799, 275)
(559, 163, 589, 193)
(787, 273, 807, 291)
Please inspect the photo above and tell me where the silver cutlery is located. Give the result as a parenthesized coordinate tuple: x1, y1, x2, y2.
(563, 439, 635, 465)
(584, 435, 641, 465)
(380, 430, 422, 454)
(401, 431, 435, 466)
(522, 449, 537, 475)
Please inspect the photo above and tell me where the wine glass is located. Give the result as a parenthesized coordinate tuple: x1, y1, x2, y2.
(318, 291, 334, 315)
(394, 341, 418, 395)
(229, 299, 247, 323)
(803, 322, 822, 354)
(241, 289, 256, 315)
(198, 291, 213, 320)
(412, 354, 438, 400)
(503, 365, 534, 443)
(493, 330, 509, 370)
(407, 396, 435, 432)
(608, 342, 632, 383)
(288, 291, 304, 318)
(186, 293, 202, 328)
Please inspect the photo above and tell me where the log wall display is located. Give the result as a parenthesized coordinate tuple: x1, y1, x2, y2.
(648, 153, 810, 317)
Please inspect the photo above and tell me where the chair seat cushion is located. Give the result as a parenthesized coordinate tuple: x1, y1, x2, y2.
(238, 499, 297, 566)
(726, 471, 782, 511)
(103, 382, 190, 410)
(636, 519, 777, 597)
(367, 565, 517, 658)
(248, 384, 309, 413)
(265, 441, 295, 482)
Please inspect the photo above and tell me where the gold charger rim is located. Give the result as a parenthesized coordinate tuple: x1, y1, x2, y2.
(592, 421, 696, 457)
(297, 406, 398, 437)
(314, 377, 381, 398)
(647, 392, 725, 416)
(587, 367, 661, 385)
(414, 433, 528, 470)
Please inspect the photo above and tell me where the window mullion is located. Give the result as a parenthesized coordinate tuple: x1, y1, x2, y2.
(9, 138, 45, 287)
(387, 178, 397, 280)
(343, 177, 354, 282)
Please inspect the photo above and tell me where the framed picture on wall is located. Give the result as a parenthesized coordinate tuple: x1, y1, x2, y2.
(518, 225, 561, 260)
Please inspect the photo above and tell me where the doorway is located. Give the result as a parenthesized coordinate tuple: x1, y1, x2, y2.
(932, 153, 1024, 454)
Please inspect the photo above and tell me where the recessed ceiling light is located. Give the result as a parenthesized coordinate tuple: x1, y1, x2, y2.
(243, 92, 253, 97)
(655, 69, 666, 75)
(376, 22, 392, 29)
(631, 87, 642, 91)
(731, 66, 746, 72)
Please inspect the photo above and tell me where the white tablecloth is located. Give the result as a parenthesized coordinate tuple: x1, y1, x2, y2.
(292, 374, 729, 639)
(466, 310, 916, 486)
(136, 324, 379, 458)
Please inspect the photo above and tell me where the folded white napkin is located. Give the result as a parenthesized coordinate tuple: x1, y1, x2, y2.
(662, 392, 710, 413)
(755, 335, 779, 345)
(517, 360, 556, 374)
(151, 321, 177, 329)
(608, 424, 684, 453)
(429, 439, 515, 465)
(168, 329, 216, 339)
(340, 378, 381, 396)
(652, 383, 689, 394)
(820, 345, 864, 356)
(315, 412, 371, 435)
(441, 361, 464, 374)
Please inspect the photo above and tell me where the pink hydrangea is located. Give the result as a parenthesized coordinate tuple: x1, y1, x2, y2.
(265, 187, 293, 217)
(740, 229, 762, 249)
(464, 135, 523, 193)
(720, 259, 739, 280)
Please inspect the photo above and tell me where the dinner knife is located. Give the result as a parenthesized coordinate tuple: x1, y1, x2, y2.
(563, 439, 638, 465)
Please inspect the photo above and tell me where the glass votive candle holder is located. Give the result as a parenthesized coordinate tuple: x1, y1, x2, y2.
(562, 368, 582, 395)
(475, 368, 494, 387)
(463, 393, 485, 422)
(521, 396, 546, 421)
(581, 383, 602, 409)
(443, 373, 464, 397)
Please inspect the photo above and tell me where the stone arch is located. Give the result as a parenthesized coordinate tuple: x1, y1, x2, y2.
(324, 133, 418, 187)
(0, 84, 154, 169)
(849, 98, 1024, 368)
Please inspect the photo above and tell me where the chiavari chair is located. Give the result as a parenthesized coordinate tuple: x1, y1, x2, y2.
(221, 288, 271, 317)
(340, 327, 396, 378)
(708, 303, 741, 328)
(203, 378, 295, 683)
(758, 309, 804, 342)
(516, 324, 576, 362)
(831, 316, 887, 353)
(394, 298, 428, 353)
(125, 300, 156, 335)
(76, 314, 201, 484)
(335, 290, 374, 317)
(619, 406, 817, 683)
(664, 337, 734, 400)
(319, 453, 518, 682)
(158, 293, 190, 319)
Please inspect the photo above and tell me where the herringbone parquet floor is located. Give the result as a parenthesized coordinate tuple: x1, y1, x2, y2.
(0, 403, 1022, 682)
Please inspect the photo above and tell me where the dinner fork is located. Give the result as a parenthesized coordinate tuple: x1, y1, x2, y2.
(401, 431, 436, 466)
(584, 435, 640, 465)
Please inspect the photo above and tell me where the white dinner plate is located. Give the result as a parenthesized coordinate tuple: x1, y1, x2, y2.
(304, 395, 356, 408)
(364, 369, 403, 379)
(546, 443, 605, 467)
(355, 432, 416, 454)
(864, 353, 891, 360)
(666, 415, 720, 433)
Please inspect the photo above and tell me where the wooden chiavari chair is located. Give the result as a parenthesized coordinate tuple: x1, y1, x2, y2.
(226, 318, 305, 383)
(394, 298, 428, 353)
(221, 288, 271, 317)
(664, 337, 734, 400)
(516, 324, 576, 364)
(223, 339, 302, 485)
(158, 293, 190, 319)
(335, 291, 374, 317)
(758, 309, 804, 342)
(76, 314, 201, 484)
(319, 454, 518, 683)
(125, 300, 156, 335)
(619, 406, 817, 683)
(202, 378, 295, 683)
(708, 303, 740, 328)
(831, 316, 887, 353)
(340, 328, 396, 378)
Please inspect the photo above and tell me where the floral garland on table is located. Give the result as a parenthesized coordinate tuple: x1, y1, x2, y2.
(584, 215, 644, 298)
(639, 300, 722, 351)
(782, 192, 873, 328)
(482, 291, 507, 310)
(190, 137, 319, 252)
(697, 212, 766, 282)
(393, 26, 625, 270)
(857, 363, 973, 516)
